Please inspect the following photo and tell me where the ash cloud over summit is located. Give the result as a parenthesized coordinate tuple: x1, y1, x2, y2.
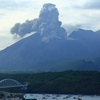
(10, 3, 67, 41)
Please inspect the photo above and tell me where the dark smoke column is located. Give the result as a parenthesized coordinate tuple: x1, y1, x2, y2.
(10, 3, 67, 41)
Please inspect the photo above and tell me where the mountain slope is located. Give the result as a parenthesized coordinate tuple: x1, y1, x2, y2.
(69, 29, 100, 55)
(55, 59, 100, 72)
(0, 29, 100, 72)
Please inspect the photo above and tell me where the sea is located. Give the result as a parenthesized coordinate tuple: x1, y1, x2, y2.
(24, 94, 100, 100)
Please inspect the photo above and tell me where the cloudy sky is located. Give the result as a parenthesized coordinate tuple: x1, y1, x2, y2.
(0, 0, 100, 50)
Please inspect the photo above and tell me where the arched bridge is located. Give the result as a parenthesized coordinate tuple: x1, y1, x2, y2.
(0, 79, 28, 90)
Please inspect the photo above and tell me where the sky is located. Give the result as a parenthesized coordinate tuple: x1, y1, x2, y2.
(0, 0, 100, 50)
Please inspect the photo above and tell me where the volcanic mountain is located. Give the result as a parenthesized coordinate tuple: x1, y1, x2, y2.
(0, 3, 100, 72)
(0, 28, 100, 72)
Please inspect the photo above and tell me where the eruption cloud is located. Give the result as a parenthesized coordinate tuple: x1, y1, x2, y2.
(10, 3, 67, 41)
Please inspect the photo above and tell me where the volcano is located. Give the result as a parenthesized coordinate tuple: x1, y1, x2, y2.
(0, 3, 100, 72)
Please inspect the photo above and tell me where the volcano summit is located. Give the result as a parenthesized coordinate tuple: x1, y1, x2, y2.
(11, 3, 67, 41)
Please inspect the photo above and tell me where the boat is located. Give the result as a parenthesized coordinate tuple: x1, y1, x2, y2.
(23, 94, 37, 100)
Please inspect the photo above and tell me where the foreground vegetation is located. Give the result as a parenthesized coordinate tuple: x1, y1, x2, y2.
(0, 70, 100, 95)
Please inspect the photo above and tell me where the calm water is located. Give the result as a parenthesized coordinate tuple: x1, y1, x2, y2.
(25, 94, 100, 100)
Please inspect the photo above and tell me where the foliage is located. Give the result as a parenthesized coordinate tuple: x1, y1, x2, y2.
(0, 93, 4, 99)
(0, 71, 100, 95)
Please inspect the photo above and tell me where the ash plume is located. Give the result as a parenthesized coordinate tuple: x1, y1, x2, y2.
(10, 3, 67, 41)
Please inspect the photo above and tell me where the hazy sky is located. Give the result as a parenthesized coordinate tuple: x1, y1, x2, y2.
(0, 0, 100, 50)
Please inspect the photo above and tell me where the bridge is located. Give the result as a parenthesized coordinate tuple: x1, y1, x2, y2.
(0, 79, 28, 90)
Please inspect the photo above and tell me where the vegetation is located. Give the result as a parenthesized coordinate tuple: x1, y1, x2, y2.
(0, 93, 4, 99)
(0, 70, 100, 95)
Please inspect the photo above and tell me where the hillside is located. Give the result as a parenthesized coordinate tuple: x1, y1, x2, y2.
(0, 71, 100, 95)
(56, 58, 100, 72)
